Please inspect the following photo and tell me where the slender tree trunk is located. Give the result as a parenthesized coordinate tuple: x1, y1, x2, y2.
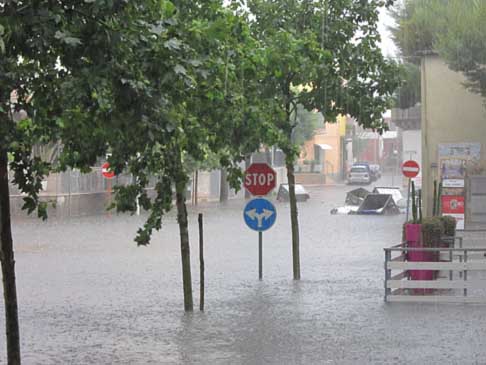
(219, 168, 228, 203)
(0, 150, 21, 364)
(194, 170, 198, 206)
(284, 87, 301, 280)
(198, 213, 204, 312)
(175, 181, 193, 312)
(244, 155, 251, 199)
(286, 160, 301, 280)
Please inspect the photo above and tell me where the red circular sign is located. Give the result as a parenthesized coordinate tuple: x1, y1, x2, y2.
(244, 163, 277, 196)
(101, 162, 115, 179)
(402, 160, 420, 178)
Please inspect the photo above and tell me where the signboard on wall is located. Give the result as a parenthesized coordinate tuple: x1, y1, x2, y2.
(442, 195, 465, 230)
(438, 143, 481, 179)
(438, 143, 480, 231)
(442, 179, 465, 188)
(442, 195, 465, 215)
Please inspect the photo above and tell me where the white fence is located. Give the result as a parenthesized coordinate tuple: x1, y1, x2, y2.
(384, 234, 486, 303)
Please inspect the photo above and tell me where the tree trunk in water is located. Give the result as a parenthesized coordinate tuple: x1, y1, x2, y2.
(219, 169, 228, 203)
(0, 150, 21, 364)
(286, 160, 301, 280)
(175, 182, 194, 312)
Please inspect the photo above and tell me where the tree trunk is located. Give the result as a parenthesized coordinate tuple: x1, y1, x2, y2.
(175, 181, 194, 312)
(286, 159, 301, 280)
(244, 155, 251, 199)
(219, 169, 228, 203)
(0, 150, 21, 364)
(194, 170, 198, 206)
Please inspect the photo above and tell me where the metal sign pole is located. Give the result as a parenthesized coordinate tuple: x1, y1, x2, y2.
(405, 178, 411, 222)
(259, 232, 263, 280)
(243, 196, 276, 281)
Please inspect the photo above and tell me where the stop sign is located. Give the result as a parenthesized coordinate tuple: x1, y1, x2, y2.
(244, 163, 276, 196)
(101, 162, 115, 179)
(402, 160, 420, 178)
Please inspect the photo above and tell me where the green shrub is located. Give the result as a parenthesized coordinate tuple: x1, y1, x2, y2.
(440, 215, 457, 237)
(421, 217, 444, 247)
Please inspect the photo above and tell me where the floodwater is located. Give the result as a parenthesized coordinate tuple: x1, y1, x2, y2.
(2, 178, 486, 364)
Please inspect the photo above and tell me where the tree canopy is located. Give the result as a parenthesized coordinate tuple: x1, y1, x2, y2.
(1, 1, 275, 360)
(1, 0, 404, 361)
(244, 0, 401, 279)
(393, 62, 421, 109)
(390, 0, 486, 98)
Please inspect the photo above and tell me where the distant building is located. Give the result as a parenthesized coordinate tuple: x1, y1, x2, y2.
(298, 115, 347, 184)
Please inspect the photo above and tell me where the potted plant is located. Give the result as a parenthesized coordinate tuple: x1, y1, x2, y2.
(440, 215, 457, 238)
(405, 182, 441, 284)
(404, 181, 421, 244)
(421, 216, 444, 263)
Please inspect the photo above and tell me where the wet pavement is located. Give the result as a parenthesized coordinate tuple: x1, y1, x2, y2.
(2, 176, 486, 364)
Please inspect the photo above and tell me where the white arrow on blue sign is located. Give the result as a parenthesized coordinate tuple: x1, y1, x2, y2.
(243, 198, 277, 232)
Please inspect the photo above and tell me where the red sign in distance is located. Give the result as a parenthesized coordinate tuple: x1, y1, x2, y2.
(244, 163, 276, 196)
(101, 162, 115, 179)
(402, 160, 420, 178)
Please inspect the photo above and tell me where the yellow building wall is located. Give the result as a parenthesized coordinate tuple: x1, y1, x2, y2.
(301, 122, 342, 176)
(422, 55, 486, 215)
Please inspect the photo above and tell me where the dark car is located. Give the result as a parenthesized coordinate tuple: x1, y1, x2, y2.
(369, 164, 382, 181)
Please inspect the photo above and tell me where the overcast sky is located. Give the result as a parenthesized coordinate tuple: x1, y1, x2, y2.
(378, 6, 398, 58)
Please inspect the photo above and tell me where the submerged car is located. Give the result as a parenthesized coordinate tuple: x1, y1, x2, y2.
(331, 187, 369, 215)
(357, 194, 400, 215)
(372, 187, 405, 207)
(345, 187, 370, 206)
(277, 183, 310, 202)
(331, 188, 400, 216)
(347, 165, 371, 185)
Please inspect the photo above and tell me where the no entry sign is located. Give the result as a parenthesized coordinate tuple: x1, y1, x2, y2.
(244, 163, 276, 196)
(101, 162, 115, 179)
(402, 160, 420, 178)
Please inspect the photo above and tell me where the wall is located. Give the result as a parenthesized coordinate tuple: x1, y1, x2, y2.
(402, 130, 421, 162)
(421, 55, 486, 215)
(301, 122, 342, 177)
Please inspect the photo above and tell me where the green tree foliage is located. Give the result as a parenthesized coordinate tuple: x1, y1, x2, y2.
(389, 0, 447, 60)
(291, 105, 323, 147)
(109, 1, 272, 311)
(244, 0, 401, 279)
(391, 0, 486, 98)
(1, 2, 190, 362)
(393, 62, 421, 109)
(1, 1, 270, 361)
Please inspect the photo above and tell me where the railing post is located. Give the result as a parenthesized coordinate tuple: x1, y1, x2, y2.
(463, 249, 468, 297)
(449, 249, 453, 281)
(384, 249, 391, 302)
(459, 240, 463, 279)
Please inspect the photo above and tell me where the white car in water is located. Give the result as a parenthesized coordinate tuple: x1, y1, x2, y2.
(347, 165, 371, 185)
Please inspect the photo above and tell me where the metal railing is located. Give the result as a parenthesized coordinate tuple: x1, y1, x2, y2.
(383, 236, 486, 303)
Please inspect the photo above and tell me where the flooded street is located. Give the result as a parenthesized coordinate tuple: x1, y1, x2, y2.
(2, 179, 486, 364)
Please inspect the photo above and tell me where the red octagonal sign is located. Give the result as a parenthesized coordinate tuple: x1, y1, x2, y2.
(402, 160, 420, 178)
(244, 163, 276, 196)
